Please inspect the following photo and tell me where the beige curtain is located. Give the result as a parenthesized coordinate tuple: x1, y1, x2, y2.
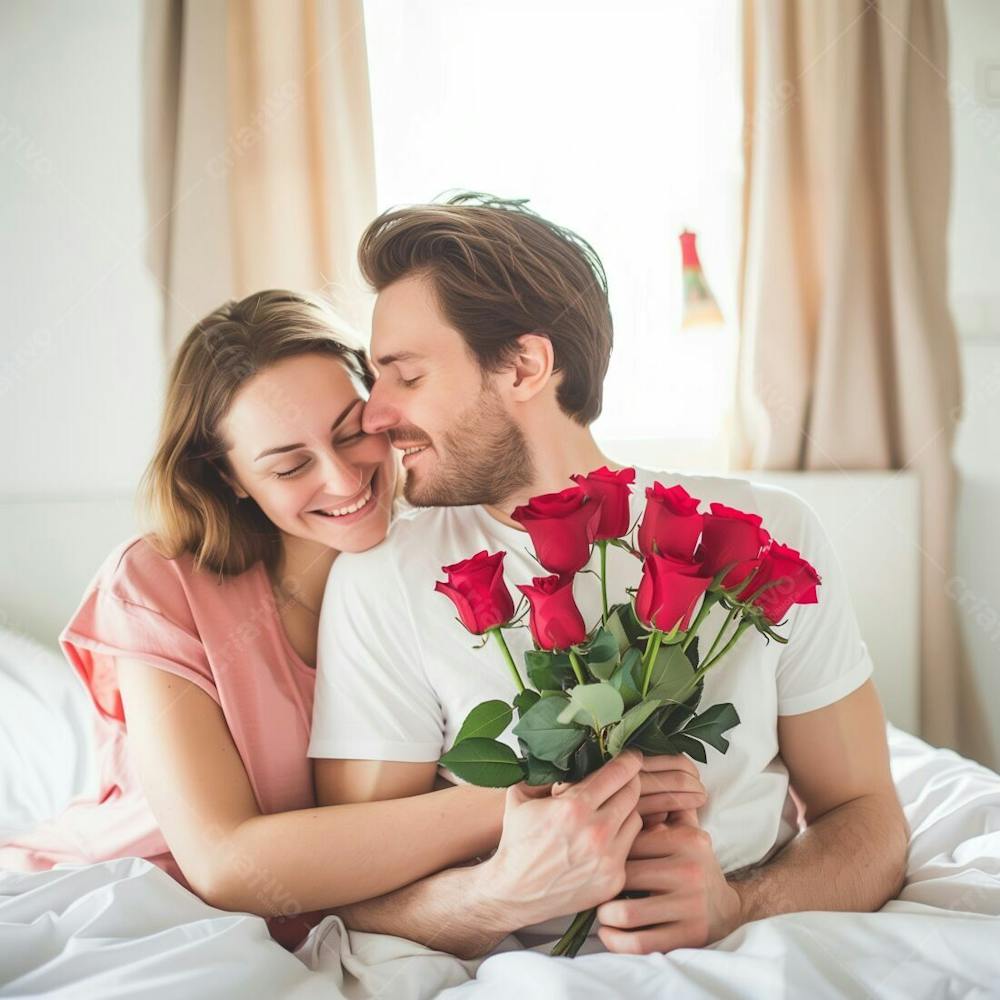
(733, 0, 990, 762)
(143, 0, 377, 354)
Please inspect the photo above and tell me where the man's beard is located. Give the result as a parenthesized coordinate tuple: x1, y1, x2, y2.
(403, 388, 536, 508)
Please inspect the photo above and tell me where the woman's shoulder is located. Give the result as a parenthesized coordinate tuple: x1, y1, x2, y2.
(91, 535, 213, 622)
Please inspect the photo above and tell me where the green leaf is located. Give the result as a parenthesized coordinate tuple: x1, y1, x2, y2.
(664, 732, 708, 764)
(513, 689, 541, 718)
(524, 754, 569, 786)
(607, 602, 646, 649)
(606, 699, 663, 756)
(525, 649, 575, 691)
(557, 683, 625, 731)
(683, 635, 700, 670)
(512, 695, 587, 767)
(681, 703, 740, 754)
(566, 738, 605, 781)
(439, 738, 526, 786)
(583, 627, 620, 680)
(455, 700, 514, 743)
(610, 647, 644, 709)
(645, 644, 697, 703)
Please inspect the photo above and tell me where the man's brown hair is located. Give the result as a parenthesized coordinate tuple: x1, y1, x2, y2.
(357, 192, 613, 425)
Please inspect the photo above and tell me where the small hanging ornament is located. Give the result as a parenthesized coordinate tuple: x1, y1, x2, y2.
(679, 229, 724, 329)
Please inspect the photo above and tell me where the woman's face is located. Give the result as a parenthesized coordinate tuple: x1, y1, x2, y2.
(221, 354, 397, 554)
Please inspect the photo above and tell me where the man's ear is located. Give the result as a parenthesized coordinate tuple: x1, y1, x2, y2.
(507, 333, 556, 402)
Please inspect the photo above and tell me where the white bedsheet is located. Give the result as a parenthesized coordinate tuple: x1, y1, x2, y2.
(2, 724, 999, 999)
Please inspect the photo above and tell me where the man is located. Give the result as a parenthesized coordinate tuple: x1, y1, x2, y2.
(308, 193, 908, 958)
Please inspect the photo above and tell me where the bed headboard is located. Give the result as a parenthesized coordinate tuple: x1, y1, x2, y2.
(0, 468, 921, 735)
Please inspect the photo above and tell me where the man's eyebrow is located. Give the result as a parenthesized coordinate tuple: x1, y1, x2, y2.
(375, 350, 424, 367)
(253, 399, 363, 461)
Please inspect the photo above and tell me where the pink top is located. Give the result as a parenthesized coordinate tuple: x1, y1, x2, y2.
(0, 536, 322, 949)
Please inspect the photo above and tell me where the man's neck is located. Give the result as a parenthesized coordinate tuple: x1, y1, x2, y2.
(482, 426, 620, 531)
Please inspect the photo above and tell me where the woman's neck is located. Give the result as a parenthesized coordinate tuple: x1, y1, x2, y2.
(275, 534, 337, 613)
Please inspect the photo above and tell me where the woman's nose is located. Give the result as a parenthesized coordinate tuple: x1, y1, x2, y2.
(318, 450, 366, 498)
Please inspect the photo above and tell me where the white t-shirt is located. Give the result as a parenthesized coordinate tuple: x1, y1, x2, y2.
(309, 468, 873, 928)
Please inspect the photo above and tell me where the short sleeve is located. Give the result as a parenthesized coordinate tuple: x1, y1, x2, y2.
(774, 498, 874, 716)
(59, 538, 217, 725)
(308, 546, 444, 762)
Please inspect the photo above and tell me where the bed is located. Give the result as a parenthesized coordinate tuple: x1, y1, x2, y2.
(2, 477, 999, 998)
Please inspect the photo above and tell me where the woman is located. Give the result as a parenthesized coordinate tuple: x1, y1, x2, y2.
(0, 290, 706, 950)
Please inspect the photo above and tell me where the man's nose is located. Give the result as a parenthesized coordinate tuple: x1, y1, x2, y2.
(361, 380, 399, 435)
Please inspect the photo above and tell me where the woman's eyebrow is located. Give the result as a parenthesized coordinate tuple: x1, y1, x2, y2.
(253, 399, 363, 461)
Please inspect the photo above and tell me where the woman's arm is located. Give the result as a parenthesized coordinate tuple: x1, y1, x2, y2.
(117, 658, 505, 917)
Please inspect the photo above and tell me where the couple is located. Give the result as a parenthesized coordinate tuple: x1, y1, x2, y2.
(1, 193, 907, 959)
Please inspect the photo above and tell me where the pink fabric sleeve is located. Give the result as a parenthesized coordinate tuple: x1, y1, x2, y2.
(60, 538, 218, 725)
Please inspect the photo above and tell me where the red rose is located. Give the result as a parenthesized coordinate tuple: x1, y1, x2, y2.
(697, 503, 771, 588)
(435, 550, 515, 634)
(511, 486, 601, 575)
(738, 542, 821, 623)
(637, 482, 705, 560)
(635, 552, 713, 633)
(516, 574, 588, 651)
(570, 466, 636, 540)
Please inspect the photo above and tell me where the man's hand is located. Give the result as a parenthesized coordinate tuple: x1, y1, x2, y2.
(477, 750, 644, 931)
(595, 809, 743, 955)
(636, 753, 708, 827)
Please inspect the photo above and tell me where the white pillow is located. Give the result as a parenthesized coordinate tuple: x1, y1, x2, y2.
(0, 625, 96, 839)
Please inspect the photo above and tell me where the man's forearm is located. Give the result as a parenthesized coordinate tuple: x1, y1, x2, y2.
(333, 860, 516, 960)
(728, 792, 909, 923)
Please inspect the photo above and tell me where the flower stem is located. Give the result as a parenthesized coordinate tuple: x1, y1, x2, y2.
(567, 649, 588, 685)
(702, 606, 738, 664)
(676, 619, 753, 702)
(681, 592, 717, 653)
(491, 628, 525, 693)
(640, 629, 664, 698)
(598, 540, 609, 625)
(550, 907, 597, 958)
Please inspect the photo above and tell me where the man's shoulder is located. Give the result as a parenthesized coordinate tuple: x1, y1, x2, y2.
(633, 465, 815, 536)
(325, 504, 473, 588)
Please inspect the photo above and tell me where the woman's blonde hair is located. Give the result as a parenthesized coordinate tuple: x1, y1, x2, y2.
(140, 289, 374, 578)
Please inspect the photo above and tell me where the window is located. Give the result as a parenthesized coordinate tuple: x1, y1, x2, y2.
(365, 0, 742, 467)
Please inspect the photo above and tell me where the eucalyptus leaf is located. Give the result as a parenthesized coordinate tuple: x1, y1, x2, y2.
(606, 699, 663, 756)
(557, 683, 625, 731)
(439, 738, 526, 786)
(512, 695, 587, 767)
(608, 602, 647, 646)
(455, 700, 513, 743)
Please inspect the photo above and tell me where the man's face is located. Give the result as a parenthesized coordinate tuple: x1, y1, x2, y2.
(362, 274, 535, 507)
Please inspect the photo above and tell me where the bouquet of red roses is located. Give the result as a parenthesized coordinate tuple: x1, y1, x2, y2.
(435, 467, 821, 957)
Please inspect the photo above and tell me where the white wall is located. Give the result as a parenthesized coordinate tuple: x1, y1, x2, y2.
(947, 0, 1000, 770)
(0, 0, 163, 502)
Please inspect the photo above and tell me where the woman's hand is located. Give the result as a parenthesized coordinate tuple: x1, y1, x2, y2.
(636, 753, 708, 828)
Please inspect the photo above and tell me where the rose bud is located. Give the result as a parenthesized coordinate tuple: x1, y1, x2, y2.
(637, 482, 705, 560)
(697, 503, 771, 588)
(635, 552, 713, 633)
(570, 466, 636, 540)
(516, 574, 588, 651)
(511, 486, 602, 575)
(434, 550, 516, 634)
(738, 542, 821, 623)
